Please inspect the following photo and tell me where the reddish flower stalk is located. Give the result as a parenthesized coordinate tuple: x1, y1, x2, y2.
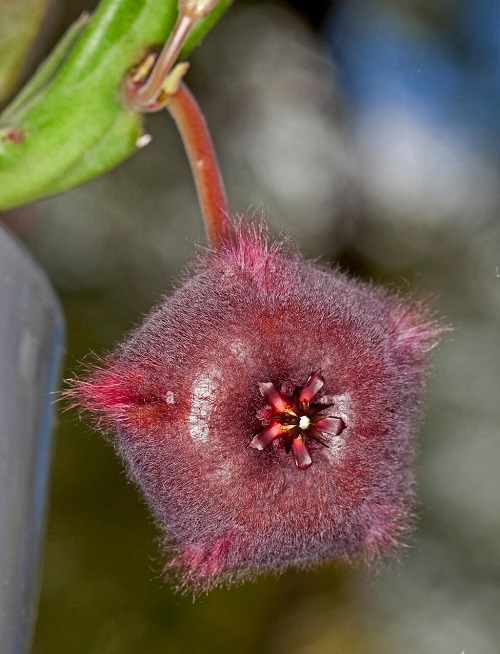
(166, 83, 229, 244)
(124, 0, 229, 244)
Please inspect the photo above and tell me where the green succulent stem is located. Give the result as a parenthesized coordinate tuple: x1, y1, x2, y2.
(0, 0, 232, 210)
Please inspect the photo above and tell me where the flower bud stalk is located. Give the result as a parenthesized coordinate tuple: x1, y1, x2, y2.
(166, 82, 229, 244)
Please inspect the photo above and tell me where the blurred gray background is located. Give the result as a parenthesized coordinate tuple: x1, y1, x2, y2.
(2, 0, 500, 652)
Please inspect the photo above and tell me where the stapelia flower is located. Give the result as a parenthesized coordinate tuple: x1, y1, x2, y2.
(69, 220, 442, 593)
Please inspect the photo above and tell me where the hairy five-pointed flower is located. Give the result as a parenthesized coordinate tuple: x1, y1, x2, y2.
(69, 221, 443, 594)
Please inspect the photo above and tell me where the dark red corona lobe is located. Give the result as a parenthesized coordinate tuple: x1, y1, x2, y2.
(250, 371, 345, 470)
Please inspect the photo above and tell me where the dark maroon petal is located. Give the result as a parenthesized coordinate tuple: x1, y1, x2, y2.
(258, 382, 289, 413)
(307, 404, 333, 417)
(299, 371, 324, 404)
(291, 438, 312, 470)
(249, 422, 282, 450)
(309, 426, 330, 447)
(282, 426, 299, 453)
(313, 416, 345, 436)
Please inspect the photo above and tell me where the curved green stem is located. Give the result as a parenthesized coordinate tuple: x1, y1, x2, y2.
(0, 0, 233, 210)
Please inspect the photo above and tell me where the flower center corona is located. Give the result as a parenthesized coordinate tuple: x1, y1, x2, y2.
(249, 371, 345, 470)
(299, 415, 311, 430)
